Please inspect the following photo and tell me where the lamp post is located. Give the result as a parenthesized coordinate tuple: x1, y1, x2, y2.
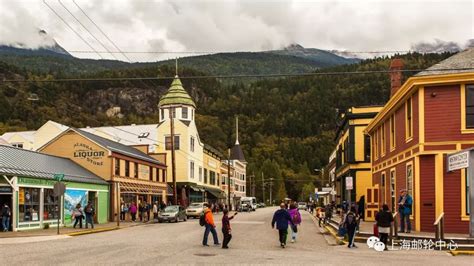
(227, 149, 231, 210)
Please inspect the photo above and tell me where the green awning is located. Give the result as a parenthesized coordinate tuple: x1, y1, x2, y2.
(205, 187, 226, 199)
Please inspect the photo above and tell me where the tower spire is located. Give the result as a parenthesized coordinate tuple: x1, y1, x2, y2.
(235, 116, 239, 145)
(175, 57, 178, 77)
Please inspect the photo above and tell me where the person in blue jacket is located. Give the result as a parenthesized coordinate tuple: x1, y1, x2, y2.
(398, 189, 413, 233)
(272, 203, 295, 248)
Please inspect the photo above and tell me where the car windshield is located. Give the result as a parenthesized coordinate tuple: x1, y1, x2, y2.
(164, 206, 179, 213)
(189, 204, 202, 209)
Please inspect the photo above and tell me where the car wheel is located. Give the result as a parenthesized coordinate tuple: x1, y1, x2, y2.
(175, 217, 179, 223)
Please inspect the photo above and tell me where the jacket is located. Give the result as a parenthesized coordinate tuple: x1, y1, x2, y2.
(1, 205, 11, 217)
(375, 210, 393, 228)
(272, 209, 294, 230)
(129, 204, 137, 214)
(222, 214, 234, 233)
(398, 195, 413, 215)
(204, 209, 215, 227)
(288, 208, 302, 225)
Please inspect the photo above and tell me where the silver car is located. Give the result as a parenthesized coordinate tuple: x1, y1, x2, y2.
(185, 202, 205, 219)
(158, 205, 187, 223)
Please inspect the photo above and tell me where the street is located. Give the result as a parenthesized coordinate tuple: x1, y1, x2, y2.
(0, 207, 472, 265)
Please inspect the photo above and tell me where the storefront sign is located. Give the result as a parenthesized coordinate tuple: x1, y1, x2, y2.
(345, 176, 353, 190)
(447, 151, 469, 172)
(208, 161, 217, 169)
(0, 186, 12, 193)
(73, 143, 105, 166)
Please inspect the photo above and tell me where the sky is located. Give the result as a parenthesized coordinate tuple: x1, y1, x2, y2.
(0, 0, 473, 62)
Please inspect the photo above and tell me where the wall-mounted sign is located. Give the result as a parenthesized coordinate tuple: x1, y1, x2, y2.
(73, 143, 105, 166)
(208, 161, 217, 169)
(447, 151, 469, 172)
(345, 176, 353, 190)
(0, 186, 12, 193)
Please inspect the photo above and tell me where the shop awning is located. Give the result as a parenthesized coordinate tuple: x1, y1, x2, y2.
(205, 187, 226, 199)
(120, 181, 166, 194)
(190, 185, 202, 192)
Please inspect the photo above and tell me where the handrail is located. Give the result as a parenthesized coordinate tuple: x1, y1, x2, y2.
(434, 212, 445, 241)
(390, 211, 399, 240)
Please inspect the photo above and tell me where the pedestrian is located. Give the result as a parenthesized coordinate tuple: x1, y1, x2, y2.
(139, 202, 144, 222)
(145, 201, 151, 222)
(84, 201, 95, 229)
(357, 196, 365, 221)
(72, 203, 83, 229)
(1, 203, 11, 232)
(344, 206, 359, 248)
(153, 201, 159, 222)
(221, 209, 238, 249)
(129, 202, 137, 222)
(288, 203, 302, 243)
(160, 201, 166, 211)
(375, 204, 393, 249)
(120, 201, 127, 221)
(317, 207, 325, 227)
(271, 203, 294, 248)
(202, 203, 220, 246)
(324, 202, 333, 225)
(398, 189, 413, 233)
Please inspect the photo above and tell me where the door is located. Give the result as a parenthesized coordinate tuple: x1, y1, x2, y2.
(88, 191, 98, 223)
(420, 156, 436, 231)
(365, 187, 379, 221)
(0, 193, 13, 231)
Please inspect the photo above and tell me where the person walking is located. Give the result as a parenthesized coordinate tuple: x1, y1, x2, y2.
(271, 203, 294, 248)
(357, 196, 365, 221)
(288, 203, 302, 243)
(138, 202, 144, 222)
(398, 189, 413, 233)
(344, 206, 359, 248)
(84, 201, 95, 229)
(221, 209, 238, 249)
(72, 203, 83, 229)
(129, 202, 137, 222)
(1, 203, 11, 232)
(120, 202, 127, 221)
(375, 204, 393, 249)
(153, 201, 159, 222)
(202, 203, 220, 246)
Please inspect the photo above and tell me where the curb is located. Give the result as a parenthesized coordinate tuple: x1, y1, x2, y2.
(308, 212, 345, 245)
(450, 250, 474, 256)
(66, 226, 119, 236)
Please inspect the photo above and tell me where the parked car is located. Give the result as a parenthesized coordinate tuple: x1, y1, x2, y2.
(186, 202, 205, 218)
(297, 202, 307, 211)
(239, 202, 251, 212)
(257, 203, 266, 208)
(158, 205, 187, 223)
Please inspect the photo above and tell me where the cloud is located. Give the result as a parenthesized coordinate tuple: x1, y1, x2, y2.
(411, 39, 462, 53)
(0, 0, 472, 61)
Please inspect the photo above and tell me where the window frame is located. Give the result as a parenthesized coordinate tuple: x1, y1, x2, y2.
(381, 123, 386, 156)
(406, 162, 413, 197)
(390, 114, 396, 151)
(165, 136, 180, 150)
(405, 96, 413, 141)
(182, 107, 188, 119)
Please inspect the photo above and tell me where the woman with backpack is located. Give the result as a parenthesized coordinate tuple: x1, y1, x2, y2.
(288, 203, 302, 243)
(344, 206, 359, 248)
(72, 203, 83, 229)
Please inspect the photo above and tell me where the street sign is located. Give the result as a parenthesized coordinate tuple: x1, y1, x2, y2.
(53, 173, 65, 182)
(322, 187, 333, 192)
(345, 176, 353, 190)
(447, 151, 469, 172)
(53, 182, 66, 197)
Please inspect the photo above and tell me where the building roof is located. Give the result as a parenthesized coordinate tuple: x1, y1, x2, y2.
(81, 124, 158, 150)
(158, 76, 196, 108)
(1, 131, 35, 142)
(0, 138, 10, 145)
(73, 128, 165, 166)
(415, 48, 474, 76)
(0, 145, 107, 185)
(204, 144, 224, 159)
(230, 144, 246, 162)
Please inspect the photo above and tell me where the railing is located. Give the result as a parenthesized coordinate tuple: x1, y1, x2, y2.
(434, 212, 445, 241)
(390, 212, 399, 241)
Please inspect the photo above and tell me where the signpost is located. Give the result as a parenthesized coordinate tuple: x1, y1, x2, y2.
(447, 150, 474, 237)
(53, 173, 65, 235)
(345, 176, 353, 206)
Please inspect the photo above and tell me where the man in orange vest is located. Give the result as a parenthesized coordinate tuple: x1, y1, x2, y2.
(202, 203, 220, 246)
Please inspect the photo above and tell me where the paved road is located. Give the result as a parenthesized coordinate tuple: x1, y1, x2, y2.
(1, 207, 471, 265)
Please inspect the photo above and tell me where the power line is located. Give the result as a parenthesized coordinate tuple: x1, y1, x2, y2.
(57, 0, 117, 60)
(42, 0, 103, 59)
(3, 67, 474, 83)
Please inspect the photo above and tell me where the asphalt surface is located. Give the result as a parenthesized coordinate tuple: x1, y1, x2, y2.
(0, 207, 472, 265)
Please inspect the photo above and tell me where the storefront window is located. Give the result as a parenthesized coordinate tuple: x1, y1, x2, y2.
(43, 189, 59, 220)
(19, 187, 40, 222)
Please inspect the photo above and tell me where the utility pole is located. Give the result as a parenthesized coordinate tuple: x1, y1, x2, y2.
(227, 149, 231, 210)
(170, 106, 177, 205)
(262, 172, 265, 204)
(269, 178, 274, 206)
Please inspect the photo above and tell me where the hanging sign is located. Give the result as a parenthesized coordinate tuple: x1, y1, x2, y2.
(447, 151, 469, 172)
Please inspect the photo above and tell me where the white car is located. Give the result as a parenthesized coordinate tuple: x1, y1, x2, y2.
(297, 202, 307, 211)
(185, 202, 205, 218)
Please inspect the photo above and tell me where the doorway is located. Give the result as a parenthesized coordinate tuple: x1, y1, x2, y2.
(88, 191, 98, 223)
(0, 193, 13, 231)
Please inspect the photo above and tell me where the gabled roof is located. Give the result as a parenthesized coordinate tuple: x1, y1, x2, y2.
(230, 144, 246, 162)
(1, 131, 35, 142)
(416, 48, 474, 76)
(158, 76, 196, 108)
(73, 129, 165, 166)
(81, 124, 158, 148)
(0, 145, 107, 185)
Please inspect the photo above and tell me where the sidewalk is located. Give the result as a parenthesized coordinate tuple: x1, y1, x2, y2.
(0, 221, 149, 238)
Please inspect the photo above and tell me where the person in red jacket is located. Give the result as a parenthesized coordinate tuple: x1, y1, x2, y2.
(202, 203, 220, 246)
(221, 209, 238, 249)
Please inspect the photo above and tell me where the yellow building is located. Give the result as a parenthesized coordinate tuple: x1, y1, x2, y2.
(334, 106, 382, 221)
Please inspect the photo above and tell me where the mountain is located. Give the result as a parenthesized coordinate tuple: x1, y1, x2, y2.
(268, 43, 360, 65)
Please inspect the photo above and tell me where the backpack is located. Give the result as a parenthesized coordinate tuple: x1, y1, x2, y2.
(199, 213, 206, 226)
(292, 211, 300, 224)
(345, 212, 357, 227)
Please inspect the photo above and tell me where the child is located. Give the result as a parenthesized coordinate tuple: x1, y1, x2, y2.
(221, 209, 237, 249)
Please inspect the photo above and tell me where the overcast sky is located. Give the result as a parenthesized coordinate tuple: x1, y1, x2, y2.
(0, 0, 473, 62)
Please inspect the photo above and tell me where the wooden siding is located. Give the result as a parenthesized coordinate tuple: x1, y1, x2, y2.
(420, 155, 435, 232)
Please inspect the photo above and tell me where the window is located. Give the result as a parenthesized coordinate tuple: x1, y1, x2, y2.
(19, 187, 40, 222)
(156, 168, 160, 182)
(381, 172, 386, 204)
(217, 174, 220, 186)
(199, 167, 203, 182)
(466, 85, 474, 128)
(210, 171, 216, 185)
(406, 97, 413, 139)
(374, 129, 379, 160)
(390, 114, 396, 150)
(406, 164, 413, 197)
(364, 135, 371, 161)
(160, 109, 165, 121)
(182, 107, 188, 119)
(115, 158, 120, 176)
(149, 166, 153, 181)
(235, 184, 239, 191)
(204, 169, 208, 184)
(172, 108, 176, 118)
(138, 132, 150, 139)
(134, 162, 139, 178)
(466, 170, 470, 215)
(165, 136, 180, 150)
(390, 169, 396, 211)
(12, 143, 23, 148)
(190, 136, 195, 152)
(162, 169, 166, 182)
(381, 124, 386, 156)
(125, 161, 130, 177)
(190, 161, 195, 179)
(43, 189, 59, 220)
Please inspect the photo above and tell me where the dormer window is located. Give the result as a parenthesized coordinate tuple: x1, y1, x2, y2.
(138, 132, 150, 139)
(182, 107, 188, 119)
